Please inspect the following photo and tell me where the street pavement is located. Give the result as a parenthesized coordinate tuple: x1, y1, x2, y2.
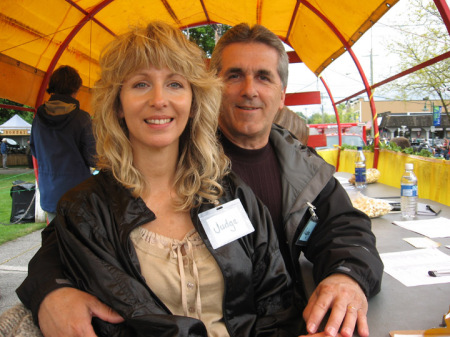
(0, 166, 35, 177)
(0, 229, 42, 315)
(0, 166, 42, 316)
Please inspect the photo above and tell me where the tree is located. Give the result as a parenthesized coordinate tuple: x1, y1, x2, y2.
(184, 24, 230, 57)
(295, 111, 308, 120)
(337, 102, 359, 123)
(307, 112, 336, 124)
(0, 98, 34, 124)
(382, 0, 449, 118)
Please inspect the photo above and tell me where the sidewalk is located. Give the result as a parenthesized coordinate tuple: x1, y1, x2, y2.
(0, 167, 34, 176)
(0, 229, 42, 315)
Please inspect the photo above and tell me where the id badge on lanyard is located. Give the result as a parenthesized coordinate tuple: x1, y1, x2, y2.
(295, 202, 319, 246)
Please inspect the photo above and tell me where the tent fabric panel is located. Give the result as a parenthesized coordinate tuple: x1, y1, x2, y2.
(288, 5, 342, 75)
(94, 0, 177, 32)
(62, 22, 113, 88)
(285, 91, 321, 105)
(259, 0, 297, 37)
(0, 54, 92, 113)
(316, 1, 399, 75)
(287, 0, 399, 75)
(0, 54, 43, 109)
(93, 0, 198, 33)
(0, 0, 85, 70)
(166, 0, 212, 26)
(203, 0, 259, 26)
(0, 0, 400, 109)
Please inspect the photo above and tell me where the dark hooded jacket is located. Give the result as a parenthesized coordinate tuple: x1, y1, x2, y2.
(18, 171, 303, 336)
(31, 94, 96, 212)
(222, 125, 383, 304)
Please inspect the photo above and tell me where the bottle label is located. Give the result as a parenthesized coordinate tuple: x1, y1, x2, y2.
(401, 185, 418, 197)
(355, 167, 366, 182)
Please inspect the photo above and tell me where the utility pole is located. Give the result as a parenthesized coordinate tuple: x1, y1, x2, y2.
(370, 29, 374, 86)
(321, 92, 325, 123)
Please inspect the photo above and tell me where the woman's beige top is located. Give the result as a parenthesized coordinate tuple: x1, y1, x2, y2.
(130, 227, 229, 337)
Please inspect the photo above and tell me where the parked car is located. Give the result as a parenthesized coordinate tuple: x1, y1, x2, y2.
(411, 141, 433, 154)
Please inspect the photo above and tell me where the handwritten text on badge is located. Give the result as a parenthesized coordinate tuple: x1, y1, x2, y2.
(198, 199, 255, 249)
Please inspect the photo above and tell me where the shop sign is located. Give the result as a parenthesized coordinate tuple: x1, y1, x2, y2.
(1, 129, 30, 135)
(433, 106, 441, 126)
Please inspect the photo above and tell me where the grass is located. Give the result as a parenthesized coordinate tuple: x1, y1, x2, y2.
(0, 168, 46, 245)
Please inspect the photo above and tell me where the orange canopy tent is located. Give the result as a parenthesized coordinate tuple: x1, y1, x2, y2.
(1, 0, 449, 168)
(1, 0, 399, 110)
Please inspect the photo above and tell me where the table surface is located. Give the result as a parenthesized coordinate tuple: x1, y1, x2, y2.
(334, 172, 450, 336)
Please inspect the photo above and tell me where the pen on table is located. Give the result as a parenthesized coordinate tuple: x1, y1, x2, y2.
(428, 269, 450, 277)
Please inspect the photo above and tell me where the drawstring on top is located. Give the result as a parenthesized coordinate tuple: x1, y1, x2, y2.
(172, 239, 202, 320)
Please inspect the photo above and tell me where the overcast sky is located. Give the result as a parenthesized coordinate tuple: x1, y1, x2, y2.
(285, 0, 413, 117)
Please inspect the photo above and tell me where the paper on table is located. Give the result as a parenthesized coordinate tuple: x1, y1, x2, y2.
(380, 248, 450, 287)
(335, 176, 350, 185)
(417, 203, 440, 216)
(403, 237, 441, 248)
(393, 217, 450, 238)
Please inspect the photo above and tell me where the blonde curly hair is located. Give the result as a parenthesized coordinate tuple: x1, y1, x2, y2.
(92, 21, 229, 210)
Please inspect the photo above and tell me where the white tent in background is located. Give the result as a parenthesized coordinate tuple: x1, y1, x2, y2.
(0, 114, 31, 146)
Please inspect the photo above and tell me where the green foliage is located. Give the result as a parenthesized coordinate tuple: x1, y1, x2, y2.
(306, 103, 359, 124)
(0, 222, 45, 245)
(307, 112, 336, 124)
(381, 0, 449, 117)
(0, 98, 34, 124)
(337, 102, 359, 123)
(340, 144, 373, 151)
(0, 171, 46, 245)
(295, 111, 308, 120)
(184, 24, 231, 57)
(341, 141, 435, 158)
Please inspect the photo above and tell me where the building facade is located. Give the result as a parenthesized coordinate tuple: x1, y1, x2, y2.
(350, 99, 449, 141)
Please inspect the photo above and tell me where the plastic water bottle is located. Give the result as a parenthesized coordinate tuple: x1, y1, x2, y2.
(354, 146, 366, 189)
(401, 163, 418, 219)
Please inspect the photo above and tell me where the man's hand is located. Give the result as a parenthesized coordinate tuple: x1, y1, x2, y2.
(302, 274, 369, 337)
(299, 332, 344, 337)
(38, 288, 124, 337)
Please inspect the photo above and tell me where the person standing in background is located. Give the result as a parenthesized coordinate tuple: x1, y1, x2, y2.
(1, 138, 8, 169)
(30, 65, 96, 222)
(274, 106, 309, 145)
(26, 140, 33, 168)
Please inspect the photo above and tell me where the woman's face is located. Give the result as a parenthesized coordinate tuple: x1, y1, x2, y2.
(119, 65, 193, 154)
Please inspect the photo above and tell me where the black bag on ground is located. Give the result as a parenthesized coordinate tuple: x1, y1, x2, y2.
(10, 180, 35, 224)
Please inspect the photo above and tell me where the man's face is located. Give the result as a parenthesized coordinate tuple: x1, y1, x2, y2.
(218, 42, 286, 149)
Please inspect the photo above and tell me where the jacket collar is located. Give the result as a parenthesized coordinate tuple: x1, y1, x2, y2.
(269, 124, 335, 215)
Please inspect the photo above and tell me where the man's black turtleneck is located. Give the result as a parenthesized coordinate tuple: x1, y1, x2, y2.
(220, 133, 293, 274)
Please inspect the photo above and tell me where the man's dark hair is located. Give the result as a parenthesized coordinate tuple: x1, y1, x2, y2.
(47, 65, 82, 95)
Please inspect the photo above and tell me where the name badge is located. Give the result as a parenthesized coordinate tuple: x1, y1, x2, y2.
(295, 202, 319, 246)
(198, 199, 255, 249)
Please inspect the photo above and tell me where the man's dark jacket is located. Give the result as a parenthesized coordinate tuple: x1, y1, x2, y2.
(224, 125, 383, 303)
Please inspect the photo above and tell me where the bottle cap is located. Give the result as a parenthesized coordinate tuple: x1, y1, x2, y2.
(405, 163, 414, 170)
(357, 146, 362, 150)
